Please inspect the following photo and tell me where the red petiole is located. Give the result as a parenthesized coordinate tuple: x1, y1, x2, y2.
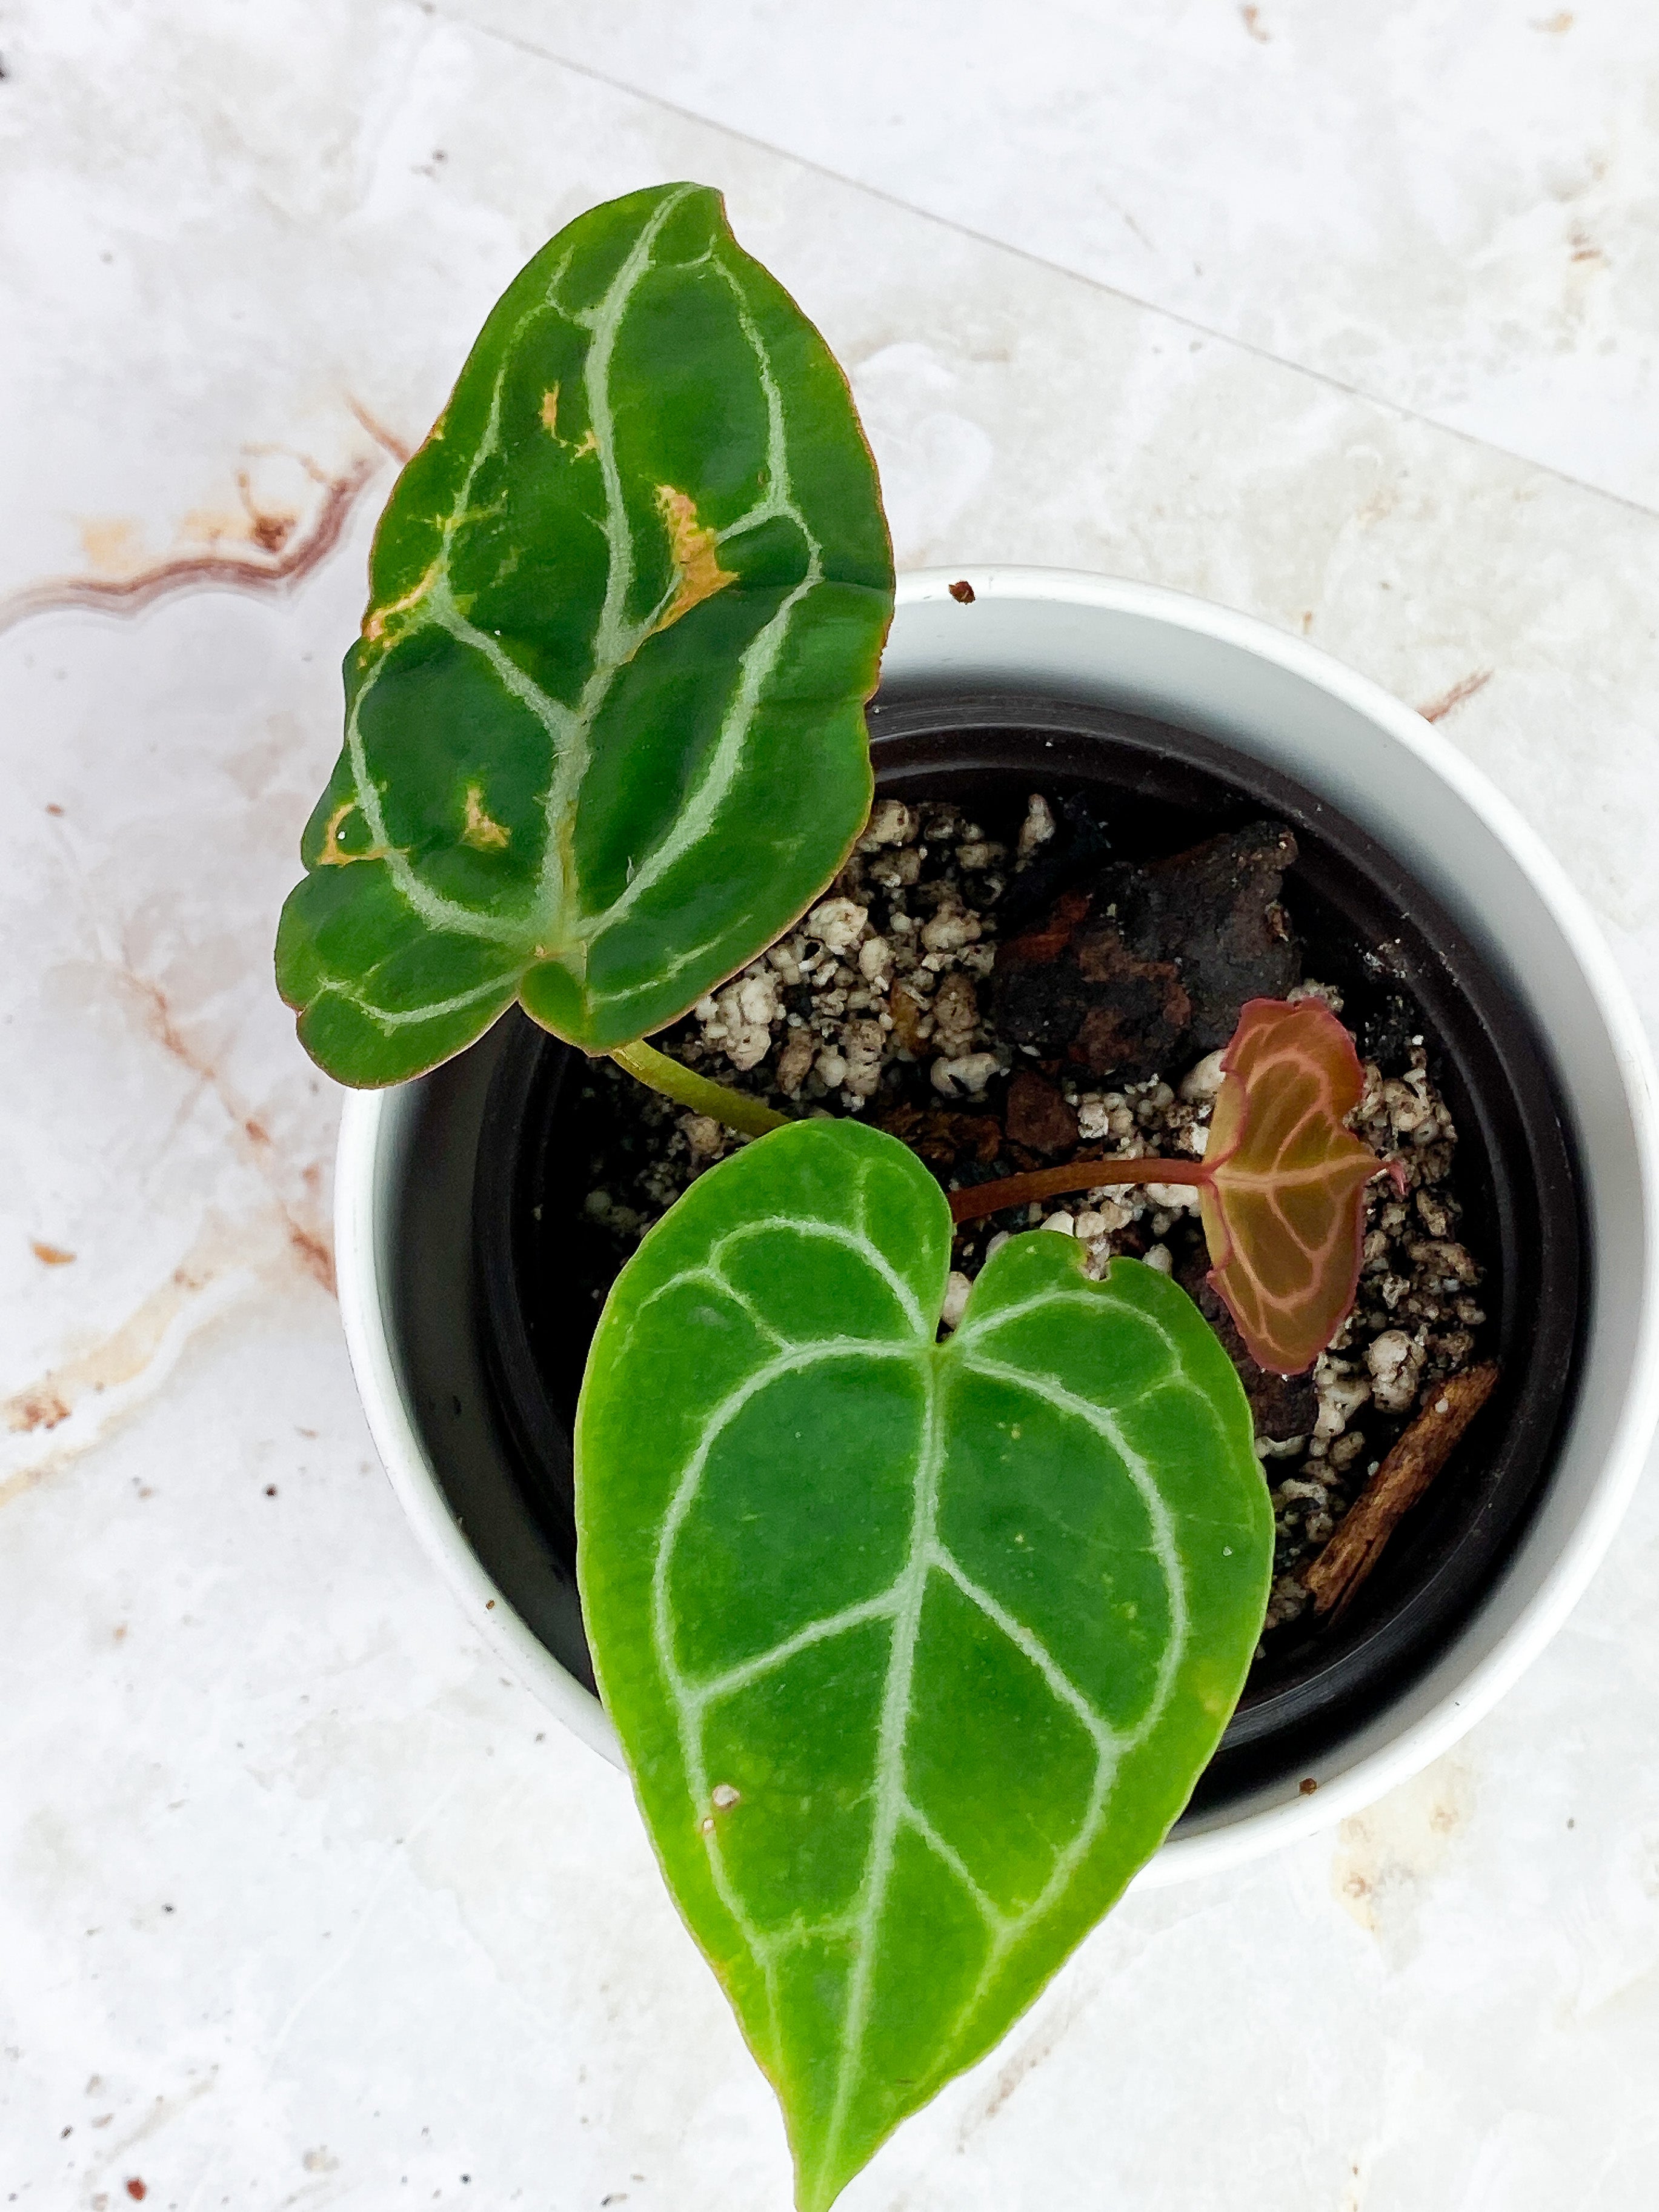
(949, 1154, 1207, 1226)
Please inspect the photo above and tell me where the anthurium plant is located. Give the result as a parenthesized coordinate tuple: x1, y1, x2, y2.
(279, 185, 1398, 2209)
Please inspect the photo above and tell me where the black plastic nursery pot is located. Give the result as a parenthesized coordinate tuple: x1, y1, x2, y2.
(464, 690, 1584, 1825)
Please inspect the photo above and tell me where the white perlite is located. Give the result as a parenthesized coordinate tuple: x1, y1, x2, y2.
(805, 897, 868, 955)
(1016, 792, 1056, 865)
(862, 799, 917, 848)
(929, 970, 980, 1059)
(920, 903, 981, 954)
(933, 1052, 999, 1097)
(1144, 1180, 1201, 1212)
(774, 1028, 816, 1097)
(1366, 1327, 1426, 1413)
(693, 971, 780, 1072)
(1177, 1050, 1226, 1104)
(1077, 1092, 1136, 1142)
(678, 798, 1013, 1117)
(679, 1114, 728, 1169)
(840, 1018, 886, 1101)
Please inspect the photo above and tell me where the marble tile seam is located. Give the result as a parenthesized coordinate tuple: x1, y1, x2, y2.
(444, 8, 1659, 536)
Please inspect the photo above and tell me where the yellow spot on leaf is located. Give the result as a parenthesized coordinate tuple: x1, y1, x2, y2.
(462, 783, 510, 851)
(651, 485, 738, 634)
(315, 799, 388, 868)
(362, 559, 439, 643)
(540, 386, 560, 436)
(317, 800, 357, 864)
(573, 428, 597, 459)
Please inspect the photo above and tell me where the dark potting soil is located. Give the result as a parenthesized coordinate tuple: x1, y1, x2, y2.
(548, 788, 1489, 1663)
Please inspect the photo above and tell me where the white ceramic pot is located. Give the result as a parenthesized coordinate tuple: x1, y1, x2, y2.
(336, 568, 1659, 1884)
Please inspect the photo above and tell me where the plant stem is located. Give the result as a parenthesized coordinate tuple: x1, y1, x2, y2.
(610, 1038, 790, 1141)
(948, 1154, 1208, 1227)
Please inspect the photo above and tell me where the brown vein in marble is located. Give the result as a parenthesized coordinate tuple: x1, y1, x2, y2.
(0, 406, 416, 1499)
(78, 2070, 217, 2206)
(957, 1988, 1083, 2143)
(345, 393, 414, 464)
(0, 453, 377, 639)
(1417, 668, 1493, 723)
(122, 966, 336, 1295)
(0, 1205, 330, 1507)
(0, 962, 341, 1501)
(3, 1223, 231, 1447)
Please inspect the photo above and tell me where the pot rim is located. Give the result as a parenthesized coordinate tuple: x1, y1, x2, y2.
(336, 566, 1659, 1886)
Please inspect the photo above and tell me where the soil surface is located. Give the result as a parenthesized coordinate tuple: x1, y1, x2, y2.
(553, 789, 1488, 1655)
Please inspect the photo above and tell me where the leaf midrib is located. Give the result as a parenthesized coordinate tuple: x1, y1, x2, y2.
(817, 1350, 944, 2181)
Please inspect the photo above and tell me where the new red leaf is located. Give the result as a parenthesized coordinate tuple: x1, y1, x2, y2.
(1199, 997, 1398, 1375)
(945, 997, 1398, 1375)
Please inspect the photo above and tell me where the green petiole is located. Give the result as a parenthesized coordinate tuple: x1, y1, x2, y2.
(609, 1038, 790, 1141)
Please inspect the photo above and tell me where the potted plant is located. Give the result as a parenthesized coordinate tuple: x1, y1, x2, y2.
(284, 186, 1659, 2210)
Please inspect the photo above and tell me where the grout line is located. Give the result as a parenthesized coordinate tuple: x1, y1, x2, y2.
(441, 7, 1659, 531)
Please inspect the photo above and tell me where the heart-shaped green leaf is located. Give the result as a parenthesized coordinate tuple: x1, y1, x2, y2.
(577, 1120, 1272, 2211)
(276, 182, 894, 1084)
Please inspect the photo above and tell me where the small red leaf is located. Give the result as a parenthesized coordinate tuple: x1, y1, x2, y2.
(1199, 998, 1390, 1375)
(943, 997, 1397, 1374)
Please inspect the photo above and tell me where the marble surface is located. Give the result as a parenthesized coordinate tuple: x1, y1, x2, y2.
(3, 5, 1659, 2206)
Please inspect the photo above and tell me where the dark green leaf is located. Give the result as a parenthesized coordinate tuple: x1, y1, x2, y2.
(577, 1120, 1273, 2211)
(277, 183, 893, 1083)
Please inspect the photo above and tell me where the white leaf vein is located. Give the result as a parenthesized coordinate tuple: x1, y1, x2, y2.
(688, 1589, 902, 1713)
(578, 251, 824, 959)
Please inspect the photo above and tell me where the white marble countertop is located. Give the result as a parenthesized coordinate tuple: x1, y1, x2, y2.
(5, 5, 1659, 2207)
